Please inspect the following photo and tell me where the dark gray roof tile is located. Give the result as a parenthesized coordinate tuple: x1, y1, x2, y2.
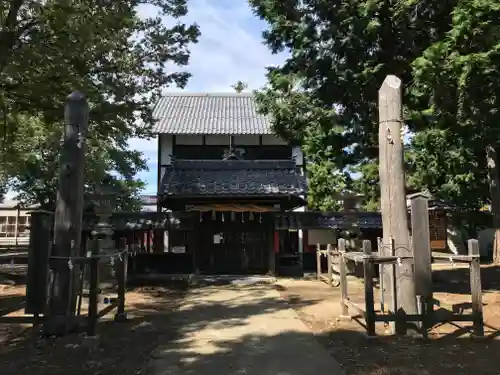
(160, 159, 307, 197)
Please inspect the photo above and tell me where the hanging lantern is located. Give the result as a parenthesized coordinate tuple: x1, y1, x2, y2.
(221, 212, 225, 222)
(259, 212, 262, 223)
(231, 212, 235, 221)
(212, 210, 216, 221)
(249, 212, 254, 221)
(241, 212, 244, 223)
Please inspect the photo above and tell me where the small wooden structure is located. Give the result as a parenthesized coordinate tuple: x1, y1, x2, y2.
(0, 211, 128, 336)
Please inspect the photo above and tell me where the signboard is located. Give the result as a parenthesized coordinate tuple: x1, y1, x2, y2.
(172, 246, 186, 254)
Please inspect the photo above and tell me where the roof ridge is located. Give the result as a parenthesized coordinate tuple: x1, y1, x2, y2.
(170, 159, 296, 170)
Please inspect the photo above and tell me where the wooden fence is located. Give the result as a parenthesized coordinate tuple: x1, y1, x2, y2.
(335, 238, 483, 337)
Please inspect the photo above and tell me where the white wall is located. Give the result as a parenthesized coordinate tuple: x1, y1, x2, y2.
(159, 135, 173, 187)
(292, 146, 303, 166)
(308, 229, 337, 246)
(159, 134, 173, 164)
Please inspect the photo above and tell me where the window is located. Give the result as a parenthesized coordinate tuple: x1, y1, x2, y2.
(18, 216, 30, 237)
(0, 215, 31, 237)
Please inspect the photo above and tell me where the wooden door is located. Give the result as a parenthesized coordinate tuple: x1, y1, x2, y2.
(196, 212, 269, 274)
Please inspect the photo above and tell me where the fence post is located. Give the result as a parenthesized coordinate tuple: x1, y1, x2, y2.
(25, 211, 53, 315)
(327, 244, 333, 286)
(410, 196, 433, 336)
(316, 243, 321, 280)
(338, 238, 349, 317)
(377, 238, 385, 314)
(468, 239, 484, 337)
(87, 237, 99, 336)
(114, 245, 128, 322)
(363, 240, 376, 336)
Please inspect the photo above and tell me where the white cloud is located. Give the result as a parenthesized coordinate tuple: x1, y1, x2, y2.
(130, 0, 287, 193)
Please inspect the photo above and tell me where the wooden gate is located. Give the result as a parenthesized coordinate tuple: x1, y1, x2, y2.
(196, 211, 270, 275)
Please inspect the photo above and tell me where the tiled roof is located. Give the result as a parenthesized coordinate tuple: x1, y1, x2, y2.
(160, 159, 307, 197)
(152, 93, 272, 135)
(275, 212, 382, 230)
(406, 191, 453, 211)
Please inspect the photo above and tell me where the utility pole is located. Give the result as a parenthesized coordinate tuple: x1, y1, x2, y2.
(44, 91, 88, 336)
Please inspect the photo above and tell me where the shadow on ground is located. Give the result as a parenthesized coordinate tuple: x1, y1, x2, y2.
(0, 294, 25, 316)
(432, 264, 500, 293)
(0, 279, 499, 375)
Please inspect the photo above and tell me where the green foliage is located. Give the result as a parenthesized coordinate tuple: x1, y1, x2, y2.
(0, 0, 199, 206)
(6, 114, 146, 210)
(249, 0, 456, 210)
(232, 81, 248, 93)
(408, 0, 500, 211)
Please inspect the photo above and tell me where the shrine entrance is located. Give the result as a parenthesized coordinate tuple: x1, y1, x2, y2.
(194, 210, 274, 275)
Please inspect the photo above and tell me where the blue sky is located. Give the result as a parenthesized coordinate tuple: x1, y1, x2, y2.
(130, 0, 288, 194)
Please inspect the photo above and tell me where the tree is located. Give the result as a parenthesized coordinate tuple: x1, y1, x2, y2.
(6, 114, 145, 210)
(232, 81, 248, 93)
(0, 0, 200, 204)
(249, 0, 457, 210)
(410, 0, 500, 262)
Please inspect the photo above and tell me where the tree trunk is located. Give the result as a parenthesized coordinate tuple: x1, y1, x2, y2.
(486, 145, 500, 264)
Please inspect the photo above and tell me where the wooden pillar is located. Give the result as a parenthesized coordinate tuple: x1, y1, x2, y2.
(338, 238, 349, 317)
(316, 243, 321, 280)
(153, 229, 163, 253)
(191, 221, 198, 274)
(327, 244, 333, 286)
(25, 211, 53, 315)
(87, 238, 100, 336)
(410, 196, 433, 335)
(146, 230, 152, 253)
(268, 217, 276, 276)
(114, 243, 128, 322)
(45, 91, 89, 336)
(378, 75, 417, 335)
(469, 239, 484, 337)
(363, 240, 376, 337)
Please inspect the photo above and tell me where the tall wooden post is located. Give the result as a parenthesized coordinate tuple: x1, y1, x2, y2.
(44, 92, 88, 336)
(378, 75, 417, 334)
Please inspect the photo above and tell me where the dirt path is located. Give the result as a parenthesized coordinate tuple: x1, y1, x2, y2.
(276, 277, 500, 375)
(148, 281, 346, 375)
